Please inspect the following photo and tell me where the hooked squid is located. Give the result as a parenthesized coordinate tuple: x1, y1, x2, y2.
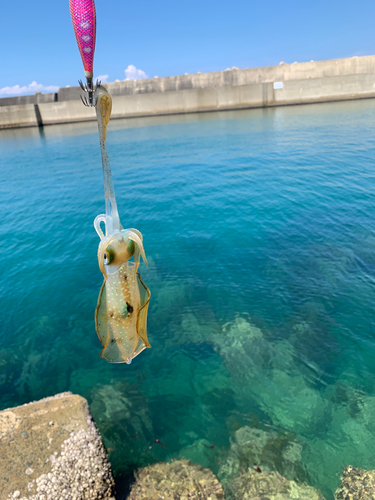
(70, 0, 151, 364)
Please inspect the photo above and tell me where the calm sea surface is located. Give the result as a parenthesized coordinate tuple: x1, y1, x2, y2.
(1, 100, 375, 499)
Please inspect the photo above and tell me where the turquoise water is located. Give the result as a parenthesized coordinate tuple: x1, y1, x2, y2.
(1, 100, 375, 499)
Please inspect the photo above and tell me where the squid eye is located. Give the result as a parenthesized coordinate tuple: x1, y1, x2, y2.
(104, 246, 115, 265)
(127, 240, 134, 255)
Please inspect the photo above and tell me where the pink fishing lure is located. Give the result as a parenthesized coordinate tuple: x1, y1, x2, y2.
(69, 0, 96, 78)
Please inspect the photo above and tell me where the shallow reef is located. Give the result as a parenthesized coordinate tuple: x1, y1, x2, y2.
(3, 307, 375, 499)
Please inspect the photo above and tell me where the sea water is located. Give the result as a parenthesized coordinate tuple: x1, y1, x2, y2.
(1, 99, 375, 499)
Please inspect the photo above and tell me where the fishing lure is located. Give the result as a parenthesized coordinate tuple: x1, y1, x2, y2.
(69, 0, 98, 106)
(70, 0, 151, 364)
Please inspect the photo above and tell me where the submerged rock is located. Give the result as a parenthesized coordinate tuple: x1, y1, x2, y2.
(179, 437, 219, 470)
(261, 369, 328, 435)
(154, 282, 189, 319)
(335, 465, 375, 500)
(230, 469, 325, 500)
(217, 317, 269, 384)
(223, 425, 305, 479)
(303, 391, 375, 496)
(89, 381, 154, 472)
(128, 459, 224, 500)
(216, 317, 329, 435)
(218, 425, 308, 495)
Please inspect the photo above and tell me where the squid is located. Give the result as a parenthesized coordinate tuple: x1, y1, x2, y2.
(93, 87, 151, 364)
(70, 0, 151, 364)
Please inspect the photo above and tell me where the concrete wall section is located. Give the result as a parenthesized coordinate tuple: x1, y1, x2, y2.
(109, 74, 375, 118)
(0, 104, 38, 128)
(109, 84, 265, 118)
(2, 56, 375, 129)
(2, 54, 375, 109)
(57, 55, 375, 101)
(38, 100, 96, 125)
(0, 93, 57, 107)
(57, 86, 82, 102)
(272, 73, 375, 106)
(34, 84, 270, 124)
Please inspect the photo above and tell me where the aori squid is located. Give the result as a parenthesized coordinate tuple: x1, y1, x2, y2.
(70, 0, 151, 364)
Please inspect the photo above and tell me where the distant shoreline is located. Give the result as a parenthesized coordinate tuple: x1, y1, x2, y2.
(1, 55, 375, 130)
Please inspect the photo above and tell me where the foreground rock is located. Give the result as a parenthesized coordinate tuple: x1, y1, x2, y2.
(0, 392, 115, 500)
(128, 459, 224, 500)
(230, 469, 325, 500)
(335, 465, 375, 499)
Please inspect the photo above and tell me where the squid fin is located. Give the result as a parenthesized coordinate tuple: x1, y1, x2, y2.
(128, 230, 148, 274)
(137, 273, 151, 348)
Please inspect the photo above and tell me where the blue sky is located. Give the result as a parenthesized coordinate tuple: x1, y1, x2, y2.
(1, 0, 374, 96)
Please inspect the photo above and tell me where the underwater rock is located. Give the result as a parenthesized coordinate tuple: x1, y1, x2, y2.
(179, 438, 219, 470)
(216, 317, 329, 436)
(302, 392, 375, 497)
(154, 282, 189, 318)
(1, 392, 115, 500)
(222, 316, 263, 344)
(229, 469, 325, 500)
(162, 306, 222, 350)
(217, 317, 268, 382)
(335, 465, 375, 500)
(0, 347, 20, 403)
(260, 369, 328, 435)
(218, 425, 307, 489)
(181, 311, 201, 335)
(180, 310, 220, 345)
(128, 459, 224, 500)
(269, 340, 296, 371)
(91, 383, 153, 433)
(89, 382, 154, 469)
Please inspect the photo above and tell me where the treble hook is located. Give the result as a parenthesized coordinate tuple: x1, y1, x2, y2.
(78, 78, 101, 107)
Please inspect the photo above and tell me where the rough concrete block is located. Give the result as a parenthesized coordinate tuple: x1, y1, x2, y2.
(0, 392, 115, 500)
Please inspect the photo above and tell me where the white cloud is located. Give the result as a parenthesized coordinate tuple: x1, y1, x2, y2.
(124, 65, 148, 81)
(0, 81, 59, 97)
(96, 74, 109, 83)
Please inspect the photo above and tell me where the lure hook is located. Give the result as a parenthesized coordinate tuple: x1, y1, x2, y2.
(78, 78, 101, 107)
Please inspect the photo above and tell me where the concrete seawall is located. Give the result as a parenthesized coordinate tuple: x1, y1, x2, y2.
(1, 55, 375, 129)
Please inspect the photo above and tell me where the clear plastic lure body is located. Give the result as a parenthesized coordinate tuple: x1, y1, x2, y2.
(94, 87, 151, 364)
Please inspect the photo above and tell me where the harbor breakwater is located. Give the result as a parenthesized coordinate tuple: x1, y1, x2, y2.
(1, 55, 375, 129)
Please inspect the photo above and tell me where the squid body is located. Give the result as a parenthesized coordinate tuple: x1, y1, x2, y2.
(94, 86, 151, 364)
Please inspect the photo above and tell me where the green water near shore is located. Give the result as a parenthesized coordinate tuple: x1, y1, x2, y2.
(1, 100, 375, 498)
